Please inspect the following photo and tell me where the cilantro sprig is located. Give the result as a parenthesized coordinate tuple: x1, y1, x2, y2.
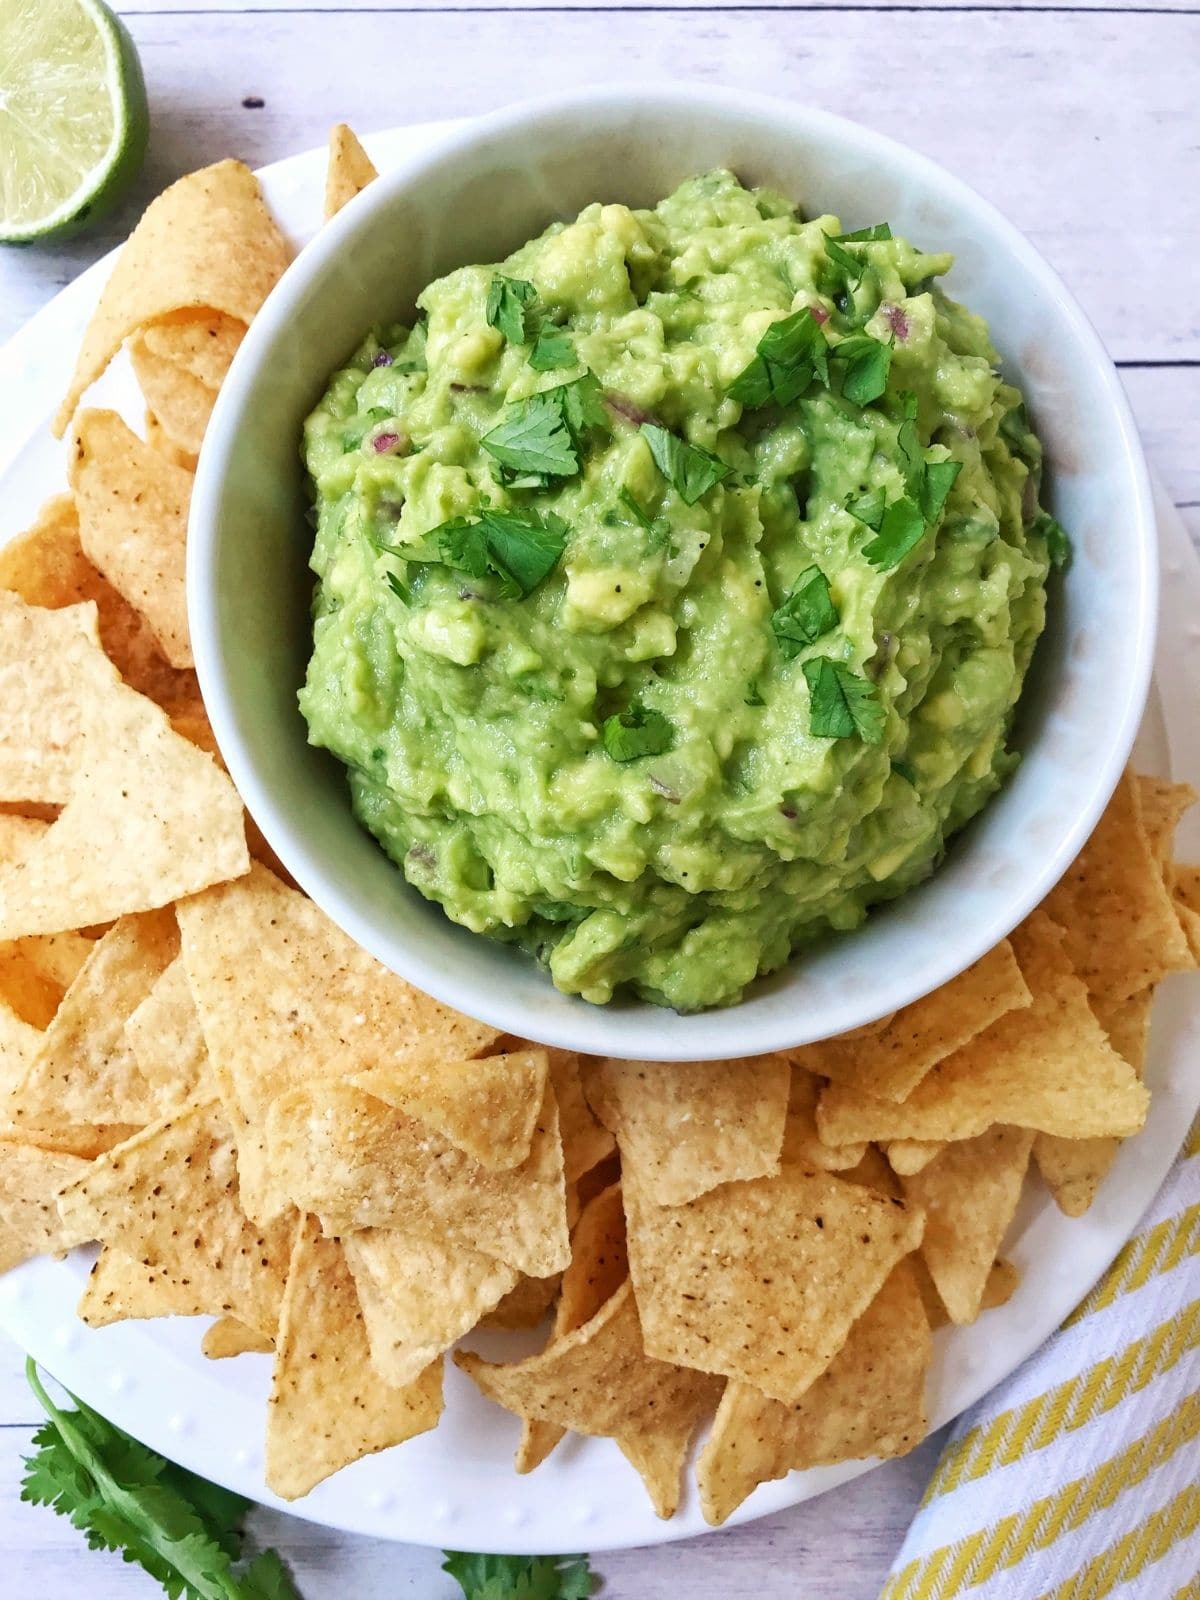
(728, 307, 830, 409)
(846, 393, 963, 570)
(602, 703, 676, 762)
(20, 1359, 300, 1600)
(771, 565, 839, 660)
(416, 507, 568, 599)
(639, 423, 730, 505)
(803, 658, 886, 745)
(482, 374, 608, 482)
(486, 275, 537, 346)
(443, 1550, 600, 1600)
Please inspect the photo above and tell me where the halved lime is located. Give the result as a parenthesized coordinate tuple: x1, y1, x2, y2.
(0, 0, 149, 245)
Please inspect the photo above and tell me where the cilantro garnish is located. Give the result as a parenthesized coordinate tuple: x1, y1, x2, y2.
(744, 679, 765, 707)
(892, 758, 918, 785)
(529, 326, 576, 372)
(833, 223, 893, 243)
(832, 334, 893, 407)
(482, 374, 608, 480)
(639, 422, 731, 505)
(771, 565, 839, 660)
(386, 569, 411, 605)
(617, 486, 670, 547)
(424, 507, 568, 598)
(20, 1359, 300, 1600)
(602, 703, 676, 762)
(919, 458, 962, 524)
(728, 308, 830, 409)
(895, 391, 924, 494)
(802, 658, 886, 744)
(1031, 510, 1073, 570)
(393, 319, 427, 374)
(443, 1550, 600, 1600)
(846, 487, 886, 531)
(862, 496, 927, 569)
(486, 275, 537, 346)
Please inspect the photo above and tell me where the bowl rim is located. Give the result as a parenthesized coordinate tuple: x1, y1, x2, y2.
(188, 81, 1158, 1057)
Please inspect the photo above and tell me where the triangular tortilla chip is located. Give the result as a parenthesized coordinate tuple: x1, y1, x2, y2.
(349, 1048, 549, 1173)
(516, 1179, 628, 1474)
(263, 1079, 569, 1277)
(817, 914, 1149, 1146)
(142, 311, 245, 390)
(886, 1139, 947, 1176)
(624, 1166, 924, 1404)
(0, 494, 195, 712)
(1136, 773, 1196, 867)
(343, 1227, 516, 1388)
(69, 409, 193, 668)
(780, 1066, 866, 1172)
(325, 124, 379, 219)
(124, 955, 211, 1109)
(201, 1316, 273, 1359)
(696, 1260, 930, 1526)
(145, 412, 199, 474)
(1042, 770, 1193, 1001)
(546, 1049, 614, 1183)
(77, 1244, 206, 1326)
(788, 940, 1030, 1103)
(899, 1125, 1034, 1324)
(57, 1099, 294, 1336)
(911, 1254, 1019, 1329)
(176, 863, 499, 1219)
(0, 1138, 90, 1263)
(54, 159, 289, 437)
(459, 1279, 721, 1520)
(8, 910, 176, 1134)
(128, 339, 216, 459)
(266, 1215, 443, 1499)
(479, 1271, 561, 1332)
(581, 1053, 789, 1205)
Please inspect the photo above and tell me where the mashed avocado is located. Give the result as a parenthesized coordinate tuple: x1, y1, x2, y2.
(300, 171, 1060, 1010)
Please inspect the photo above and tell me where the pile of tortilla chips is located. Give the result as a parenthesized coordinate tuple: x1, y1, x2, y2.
(1, 125, 1197, 1527)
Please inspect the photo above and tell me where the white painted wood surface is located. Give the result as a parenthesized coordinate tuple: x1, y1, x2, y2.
(0, 2, 1195, 1593)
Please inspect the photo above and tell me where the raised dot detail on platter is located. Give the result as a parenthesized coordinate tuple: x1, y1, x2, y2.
(368, 1490, 395, 1512)
(432, 1499, 456, 1523)
(167, 1413, 190, 1436)
(570, 1504, 595, 1527)
(234, 1445, 255, 1467)
(502, 1505, 527, 1529)
(108, 1371, 129, 1396)
(52, 1322, 78, 1350)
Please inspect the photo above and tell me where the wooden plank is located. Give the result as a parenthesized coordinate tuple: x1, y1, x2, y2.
(116, 1, 1200, 14)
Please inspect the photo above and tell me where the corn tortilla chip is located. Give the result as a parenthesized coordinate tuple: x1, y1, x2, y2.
(349, 1048, 549, 1173)
(479, 1272, 561, 1332)
(886, 1139, 948, 1176)
(0, 1138, 90, 1263)
(8, 910, 176, 1136)
(0, 941, 64, 1030)
(77, 1245, 206, 1326)
(266, 1215, 443, 1500)
(1172, 866, 1200, 963)
(899, 1125, 1034, 1325)
(459, 1280, 721, 1520)
(57, 1099, 294, 1337)
(696, 1260, 930, 1526)
(54, 159, 289, 437)
(325, 124, 379, 220)
(343, 1228, 516, 1388)
(128, 338, 216, 459)
(202, 1316, 273, 1359)
(789, 940, 1030, 1103)
(1043, 770, 1193, 1001)
(780, 1067, 867, 1172)
(0, 494, 195, 712)
(263, 1079, 569, 1277)
(145, 412, 199, 474)
(124, 955, 211, 1110)
(516, 1180, 628, 1474)
(817, 913, 1149, 1146)
(1136, 773, 1196, 870)
(141, 310, 245, 391)
(581, 1054, 789, 1205)
(546, 1049, 614, 1183)
(69, 409, 193, 669)
(624, 1166, 924, 1404)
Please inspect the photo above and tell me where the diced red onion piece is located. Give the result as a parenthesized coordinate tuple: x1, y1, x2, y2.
(808, 304, 830, 325)
(372, 431, 405, 455)
(882, 304, 910, 341)
(605, 391, 658, 427)
(372, 350, 394, 367)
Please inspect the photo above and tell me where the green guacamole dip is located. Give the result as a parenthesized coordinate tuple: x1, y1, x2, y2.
(300, 171, 1061, 1010)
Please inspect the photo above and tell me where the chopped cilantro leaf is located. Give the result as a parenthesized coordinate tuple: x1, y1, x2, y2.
(771, 565, 839, 660)
(639, 423, 731, 505)
(486, 274, 537, 346)
(833, 334, 893, 406)
(824, 234, 864, 286)
(529, 326, 576, 371)
(744, 679, 765, 707)
(393, 319, 427, 374)
(895, 391, 924, 494)
(553, 370, 609, 436)
(386, 570, 411, 605)
(803, 657, 886, 744)
(482, 393, 578, 477)
(443, 1550, 600, 1600)
(919, 458, 962, 524)
(863, 496, 928, 569)
(426, 507, 567, 598)
(833, 223, 893, 243)
(602, 703, 676, 762)
(892, 758, 918, 785)
(1031, 510, 1073, 570)
(728, 308, 830, 409)
(846, 487, 886, 531)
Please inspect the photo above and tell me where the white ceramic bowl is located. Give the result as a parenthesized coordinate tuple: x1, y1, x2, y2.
(188, 84, 1157, 1061)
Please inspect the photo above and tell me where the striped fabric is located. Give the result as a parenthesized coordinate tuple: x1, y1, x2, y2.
(881, 1116, 1200, 1600)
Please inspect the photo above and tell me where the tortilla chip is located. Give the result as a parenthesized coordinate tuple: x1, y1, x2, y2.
(325, 124, 379, 220)
(581, 1054, 789, 1205)
(789, 941, 1030, 1103)
(696, 1259, 930, 1526)
(11, 929, 93, 995)
(479, 1272, 561, 1332)
(840, 1144, 902, 1198)
(0, 1138, 90, 1263)
(886, 1139, 947, 1176)
(142, 310, 245, 390)
(54, 159, 289, 437)
(7, 911, 176, 1137)
(349, 1049, 549, 1173)
(123, 955, 210, 1110)
(546, 1049, 614, 1183)
(77, 1245, 205, 1325)
(1034, 986, 1155, 1217)
(128, 338, 216, 460)
(516, 1180, 628, 1473)
(68, 409, 192, 669)
(266, 1215, 443, 1499)
(1136, 774, 1196, 868)
(817, 913, 1149, 1146)
(343, 1228, 516, 1387)
(625, 1166, 924, 1404)
(263, 1079, 569, 1278)
(0, 597, 249, 935)
(202, 1316, 274, 1359)
(1043, 770, 1193, 1001)
(780, 1066, 867, 1172)
(912, 1254, 1020, 1329)
(0, 940, 63, 1030)
(899, 1125, 1033, 1324)
(57, 1100, 293, 1336)
(145, 412, 199, 474)
(459, 1279, 721, 1520)
(0, 494, 196, 712)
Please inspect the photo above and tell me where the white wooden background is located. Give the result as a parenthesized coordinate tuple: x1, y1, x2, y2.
(0, 0, 1196, 1593)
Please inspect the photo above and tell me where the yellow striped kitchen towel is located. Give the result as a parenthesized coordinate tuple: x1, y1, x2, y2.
(882, 1115, 1200, 1600)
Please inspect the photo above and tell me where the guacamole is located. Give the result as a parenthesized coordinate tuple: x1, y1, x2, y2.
(300, 171, 1060, 1010)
